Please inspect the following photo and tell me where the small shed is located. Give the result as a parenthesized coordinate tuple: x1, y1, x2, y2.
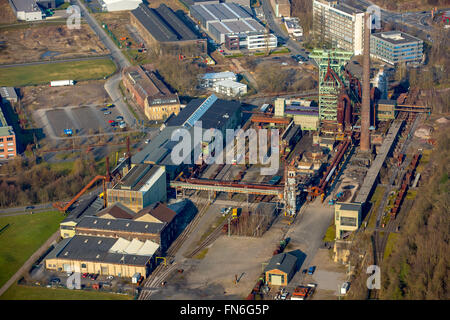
(264, 252, 298, 286)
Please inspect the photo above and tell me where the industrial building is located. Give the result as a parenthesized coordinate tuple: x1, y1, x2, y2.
(376, 99, 397, 121)
(212, 79, 247, 97)
(199, 71, 237, 88)
(8, 0, 43, 21)
(99, 0, 141, 12)
(313, 0, 365, 55)
(274, 98, 319, 131)
(133, 94, 242, 178)
(45, 235, 158, 278)
(190, 2, 277, 50)
(131, 4, 206, 57)
(270, 0, 291, 18)
(334, 202, 362, 239)
(107, 163, 167, 213)
(370, 31, 424, 66)
(0, 102, 17, 160)
(122, 64, 180, 121)
(264, 252, 298, 286)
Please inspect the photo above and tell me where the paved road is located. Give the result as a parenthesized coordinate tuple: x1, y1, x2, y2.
(0, 230, 60, 297)
(73, 0, 136, 127)
(261, 0, 314, 65)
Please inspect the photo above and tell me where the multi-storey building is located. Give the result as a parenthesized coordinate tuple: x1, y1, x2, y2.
(313, 0, 364, 55)
(370, 31, 423, 66)
(0, 101, 17, 160)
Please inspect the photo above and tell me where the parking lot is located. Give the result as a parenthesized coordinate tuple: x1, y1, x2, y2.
(35, 104, 129, 139)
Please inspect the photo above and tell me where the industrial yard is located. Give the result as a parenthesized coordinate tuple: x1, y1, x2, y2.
(0, 0, 448, 306)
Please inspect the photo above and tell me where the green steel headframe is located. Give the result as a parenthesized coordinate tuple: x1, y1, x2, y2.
(310, 49, 353, 122)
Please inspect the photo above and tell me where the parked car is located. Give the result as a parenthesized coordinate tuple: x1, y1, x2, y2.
(50, 277, 61, 284)
(82, 273, 88, 278)
(90, 274, 99, 280)
(116, 116, 124, 121)
(280, 292, 289, 300)
(25, 206, 35, 210)
(145, 139, 150, 144)
(108, 120, 115, 124)
(106, 275, 114, 280)
(100, 107, 108, 111)
(107, 103, 114, 108)
(104, 111, 111, 115)
(307, 266, 316, 275)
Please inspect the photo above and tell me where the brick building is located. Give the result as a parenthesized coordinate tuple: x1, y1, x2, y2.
(122, 64, 181, 121)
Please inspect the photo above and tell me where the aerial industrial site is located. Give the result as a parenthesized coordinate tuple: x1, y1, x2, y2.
(0, 0, 448, 306)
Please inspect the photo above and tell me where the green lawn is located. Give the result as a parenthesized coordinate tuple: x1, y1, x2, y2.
(1, 284, 131, 300)
(383, 232, 400, 260)
(0, 59, 117, 87)
(0, 211, 65, 288)
(323, 220, 336, 242)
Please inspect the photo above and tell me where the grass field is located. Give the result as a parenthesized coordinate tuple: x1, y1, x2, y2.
(383, 232, 400, 260)
(0, 59, 117, 87)
(0, 211, 65, 288)
(1, 284, 131, 300)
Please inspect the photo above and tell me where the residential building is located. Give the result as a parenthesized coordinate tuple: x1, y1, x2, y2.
(376, 99, 397, 121)
(370, 31, 424, 66)
(213, 79, 247, 97)
(335, 202, 362, 239)
(45, 235, 158, 278)
(122, 64, 180, 121)
(99, 0, 141, 11)
(190, 2, 277, 50)
(313, 0, 365, 55)
(199, 71, 237, 88)
(0, 102, 17, 160)
(264, 252, 298, 286)
(106, 163, 167, 213)
(131, 4, 206, 57)
(270, 0, 290, 18)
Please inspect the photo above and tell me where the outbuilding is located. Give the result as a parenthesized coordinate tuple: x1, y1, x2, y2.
(264, 252, 298, 286)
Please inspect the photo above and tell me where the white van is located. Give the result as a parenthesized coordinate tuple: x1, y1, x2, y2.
(340, 282, 350, 295)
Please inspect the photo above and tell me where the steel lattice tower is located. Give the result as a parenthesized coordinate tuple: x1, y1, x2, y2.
(310, 49, 353, 123)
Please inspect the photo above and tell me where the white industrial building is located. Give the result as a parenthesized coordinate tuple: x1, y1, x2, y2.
(8, 0, 43, 21)
(198, 71, 237, 88)
(213, 80, 247, 97)
(100, 0, 142, 12)
(284, 17, 303, 38)
(190, 2, 277, 51)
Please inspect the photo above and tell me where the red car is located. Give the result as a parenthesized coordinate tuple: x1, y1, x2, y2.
(82, 273, 88, 278)
(108, 120, 115, 124)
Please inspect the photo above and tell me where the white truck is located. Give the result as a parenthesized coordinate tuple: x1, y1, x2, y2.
(50, 80, 74, 87)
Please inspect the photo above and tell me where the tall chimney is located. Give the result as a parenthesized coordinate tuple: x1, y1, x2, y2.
(360, 12, 371, 152)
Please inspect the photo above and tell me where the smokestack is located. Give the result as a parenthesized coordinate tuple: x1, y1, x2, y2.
(360, 12, 371, 152)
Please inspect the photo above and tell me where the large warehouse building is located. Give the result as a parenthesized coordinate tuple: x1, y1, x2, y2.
(190, 2, 277, 50)
(131, 3, 207, 57)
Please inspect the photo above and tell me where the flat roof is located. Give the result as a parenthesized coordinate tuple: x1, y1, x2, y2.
(76, 216, 166, 234)
(337, 202, 362, 211)
(113, 163, 163, 192)
(214, 79, 246, 89)
(166, 96, 241, 129)
(131, 4, 198, 42)
(201, 71, 236, 80)
(0, 87, 17, 101)
(190, 2, 252, 22)
(0, 104, 15, 137)
(209, 18, 264, 35)
(9, 0, 41, 13)
(372, 31, 423, 45)
(47, 235, 152, 266)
